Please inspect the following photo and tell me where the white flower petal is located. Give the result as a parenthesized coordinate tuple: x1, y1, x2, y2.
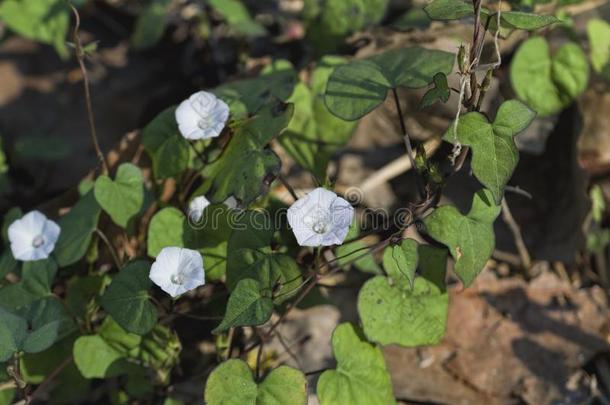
(287, 187, 354, 247)
(149, 247, 205, 298)
(8, 210, 60, 262)
(175, 91, 229, 140)
(188, 196, 211, 223)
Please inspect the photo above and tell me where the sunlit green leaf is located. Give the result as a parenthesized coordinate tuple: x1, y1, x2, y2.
(424, 188, 500, 286)
(358, 245, 448, 346)
(94, 163, 145, 228)
(511, 37, 589, 116)
(317, 323, 395, 405)
(444, 100, 536, 203)
(587, 19, 610, 76)
(382, 238, 418, 287)
(205, 359, 306, 405)
(73, 334, 125, 379)
(0, 0, 70, 58)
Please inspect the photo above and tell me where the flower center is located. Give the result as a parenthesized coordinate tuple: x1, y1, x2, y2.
(305, 206, 330, 235)
(197, 116, 211, 130)
(170, 273, 185, 285)
(32, 235, 45, 248)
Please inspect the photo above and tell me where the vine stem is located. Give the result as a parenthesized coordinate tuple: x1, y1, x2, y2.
(501, 198, 532, 269)
(94, 229, 122, 269)
(26, 357, 73, 404)
(391, 88, 425, 197)
(70, 4, 108, 175)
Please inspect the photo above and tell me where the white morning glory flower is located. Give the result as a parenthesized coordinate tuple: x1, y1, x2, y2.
(188, 196, 211, 223)
(287, 187, 354, 247)
(175, 91, 229, 140)
(187, 195, 239, 224)
(8, 210, 60, 261)
(149, 247, 205, 298)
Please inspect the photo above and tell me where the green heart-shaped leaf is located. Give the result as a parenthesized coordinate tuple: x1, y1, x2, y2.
(201, 104, 294, 206)
(0, 297, 73, 361)
(54, 191, 101, 267)
(424, 0, 559, 32)
(587, 19, 610, 75)
(336, 219, 382, 274)
(317, 323, 396, 405)
(205, 359, 307, 404)
(325, 47, 455, 120)
(424, 188, 500, 286)
(100, 261, 156, 335)
(226, 211, 302, 303)
(444, 100, 536, 204)
(213, 61, 297, 118)
(420, 72, 450, 109)
(21, 259, 57, 297)
(94, 163, 144, 228)
(73, 335, 125, 379)
(208, 0, 266, 37)
(213, 279, 273, 334)
(511, 37, 589, 116)
(358, 245, 448, 346)
(0, 0, 70, 58)
(382, 238, 418, 287)
(142, 107, 190, 179)
(146, 207, 185, 257)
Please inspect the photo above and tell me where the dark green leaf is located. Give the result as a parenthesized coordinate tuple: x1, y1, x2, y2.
(100, 261, 156, 335)
(420, 72, 450, 109)
(213, 61, 297, 118)
(21, 259, 57, 297)
(213, 279, 273, 334)
(202, 104, 294, 206)
(54, 191, 101, 267)
(208, 0, 266, 37)
(141, 107, 190, 179)
(131, 0, 170, 49)
(325, 47, 455, 120)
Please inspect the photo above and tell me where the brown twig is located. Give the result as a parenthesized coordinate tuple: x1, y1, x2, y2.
(501, 198, 532, 269)
(278, 175, 299, 201)
(94, 229, 122, 269)
(69, 4, 108, 175)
